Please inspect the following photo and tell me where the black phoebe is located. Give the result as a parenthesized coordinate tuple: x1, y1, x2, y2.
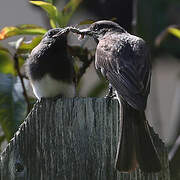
(26, 28, 75, 100)
(70, 21, 161, 172)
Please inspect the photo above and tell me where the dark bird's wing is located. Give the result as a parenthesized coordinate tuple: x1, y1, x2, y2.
(95, 34, 161, 172)
(95, 35, 151, 111)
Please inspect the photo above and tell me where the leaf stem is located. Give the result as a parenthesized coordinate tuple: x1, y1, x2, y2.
(76, 57, 93, 84)
(13, 53, 31, 114)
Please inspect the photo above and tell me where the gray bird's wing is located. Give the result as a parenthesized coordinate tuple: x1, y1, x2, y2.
(95, 35, 151, 111)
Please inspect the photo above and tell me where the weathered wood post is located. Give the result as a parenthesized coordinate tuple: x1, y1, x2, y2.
(0, 98, 170, 180)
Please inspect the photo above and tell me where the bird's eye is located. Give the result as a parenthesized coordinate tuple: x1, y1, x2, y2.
(93, 25, 99, 31)
(48, 31, 55, 37)
(94, 27, 98, 31)
(47, 29, 60, 37)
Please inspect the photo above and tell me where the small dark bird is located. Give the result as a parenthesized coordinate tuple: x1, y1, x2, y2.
(71, 20, 161, 172)
(26, 28, 75, 100)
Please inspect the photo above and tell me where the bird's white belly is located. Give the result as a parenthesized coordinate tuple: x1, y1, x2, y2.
(31, 74, 75, 100)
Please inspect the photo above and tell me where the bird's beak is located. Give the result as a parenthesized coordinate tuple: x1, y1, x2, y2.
(79, 28, 92, 36)
(69, 27, 93, 40)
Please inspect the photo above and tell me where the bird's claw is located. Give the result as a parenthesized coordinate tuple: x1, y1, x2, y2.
(105, 84, 116, 99)
(105, 93, 116, 99)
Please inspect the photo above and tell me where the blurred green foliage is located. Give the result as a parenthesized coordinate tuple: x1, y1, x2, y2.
(137, 0, 180, 58)
(30, 0, 82, 28)
(0, 73, 27, 141)
(137, 1, 180, 177)
(0, 47, 14, 75)
(157, 23, 180, 180)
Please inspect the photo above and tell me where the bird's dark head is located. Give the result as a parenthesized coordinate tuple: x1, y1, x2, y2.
(42, 28, 68, 44)
(79, 20, 126, 42)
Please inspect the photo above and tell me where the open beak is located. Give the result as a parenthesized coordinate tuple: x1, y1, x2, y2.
(78, 28, 92, 39)
(79, 28, 92, 36)
(69, 27, 93, 40)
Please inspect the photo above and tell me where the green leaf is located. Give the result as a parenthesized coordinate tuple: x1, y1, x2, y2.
(0, 24, 47, 40)
(58, 0, 83, 27)
(0, 73, 27, 141)
(30, 1, 59, 28)
(49, 18, 57, 28)
(0, 50, 15, 75)
(18, 36, 42, 53)
(43, 0, 53, 3)
(155, 26, 180, 47)
(9, 36, 42, 54)
(78, 19, 95, 26)
(168, 27, 180, 39)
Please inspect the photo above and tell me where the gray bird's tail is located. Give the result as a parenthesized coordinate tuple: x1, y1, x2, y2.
(115, 100, 161, 172)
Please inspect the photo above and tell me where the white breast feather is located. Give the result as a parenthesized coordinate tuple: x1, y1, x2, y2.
(30, 74, 75, 100)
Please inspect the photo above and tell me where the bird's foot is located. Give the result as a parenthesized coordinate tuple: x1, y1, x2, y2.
(105, 84, 116, 99)
(105, 93, 116, 99)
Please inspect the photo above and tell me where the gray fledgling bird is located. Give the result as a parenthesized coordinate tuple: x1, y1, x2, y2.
(26, 28, 75, 100)
(72, 20, 161, 172)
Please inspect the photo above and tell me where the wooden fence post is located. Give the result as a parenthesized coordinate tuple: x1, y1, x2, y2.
(0, 98, 170, 180)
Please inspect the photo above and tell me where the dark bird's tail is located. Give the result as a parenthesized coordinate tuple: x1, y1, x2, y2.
(115, 100, 161, 172)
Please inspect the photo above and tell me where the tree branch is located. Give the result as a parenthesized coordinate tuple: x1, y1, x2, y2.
(13, 53, 31, 114)
(76, 56, 94, 84)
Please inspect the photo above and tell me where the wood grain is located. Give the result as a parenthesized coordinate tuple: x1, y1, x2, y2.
(0, 98, 170, 180)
